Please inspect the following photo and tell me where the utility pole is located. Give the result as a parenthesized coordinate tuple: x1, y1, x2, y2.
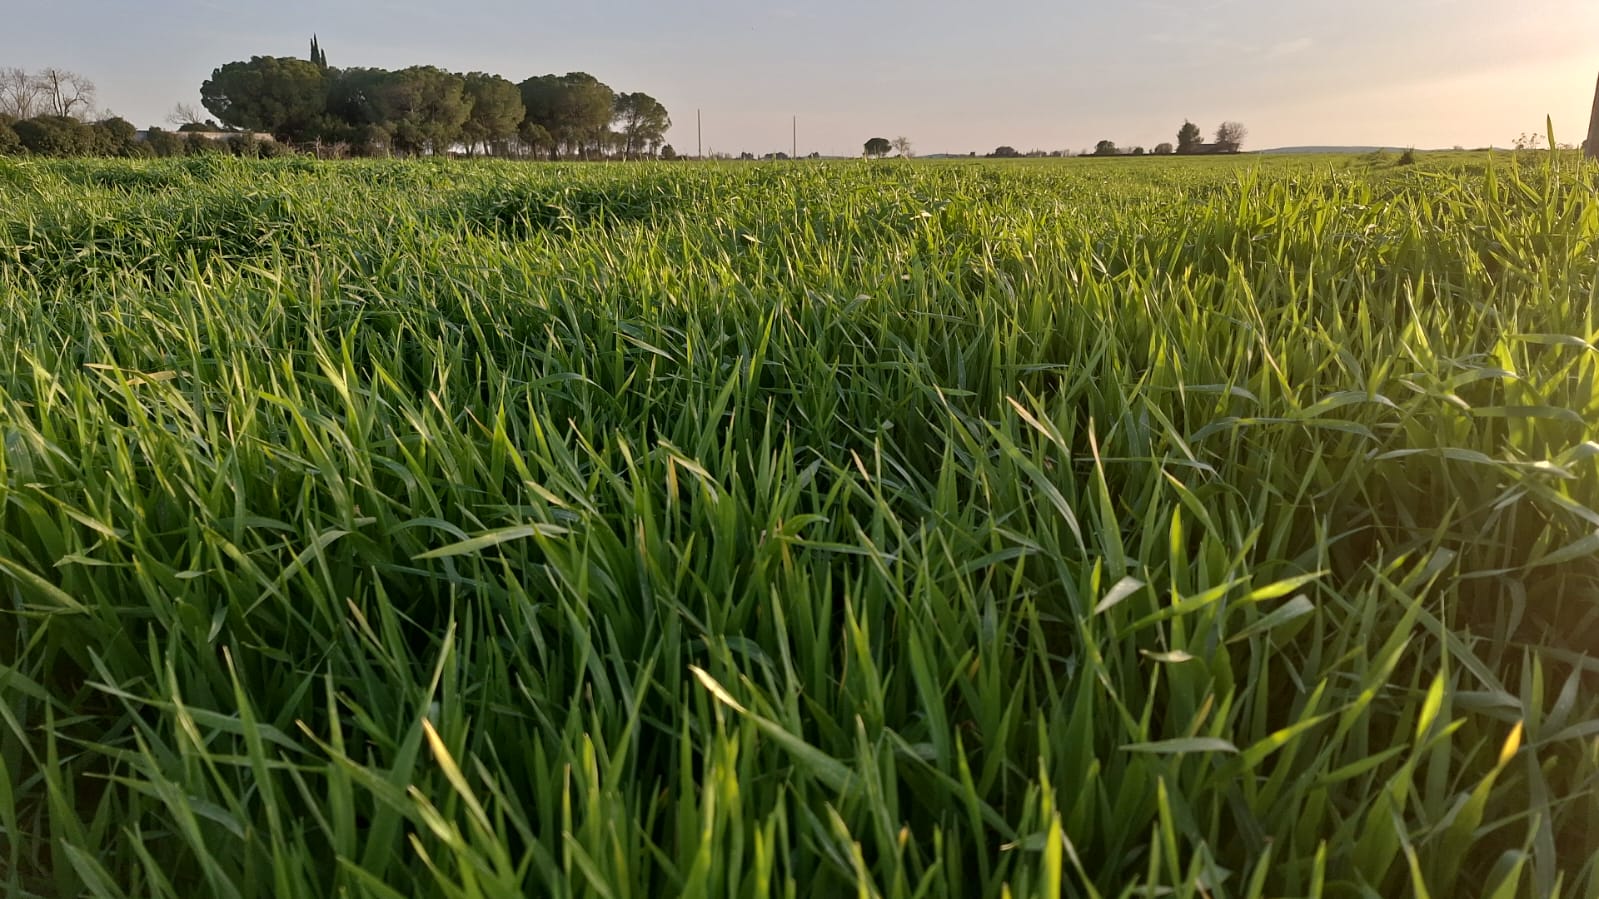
(697, 109, 703, 159)
(792, 116, 797, 160)
(1588, 72, 1599, 159)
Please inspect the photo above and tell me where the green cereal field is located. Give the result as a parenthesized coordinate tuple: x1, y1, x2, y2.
(2, 152, 1597, 897)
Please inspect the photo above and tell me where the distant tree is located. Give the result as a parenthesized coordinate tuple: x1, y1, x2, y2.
(1213, 121, 1246, 152)
(35, 69, 96, 119)
(891, 135, 912, 157)
(517, 121, 553, 159)
(808, 151, 820, 159)
(1153, 142, 1174, 155)
(1094, 139, 1119, 156)
(373, 66, 470, 156)
(1132, 146, 1146, 156)
(0, 68, 44, 119)
(166, 102, 206, 128)
(659, 143, 678, 160)
(988, 145, 1020, 158)
(460, 72, 524, 156)
(516, 75, 564, 157)
(201, 56, 328, 142)
(323, 66, 390, 141)
(613, 92, 670, 159)
(518, 73, 615, 159)
(1176, 120, 1203, 154)
(563, 74, 617, 157)
(738, 151, 754, 160)
(309, 35, 329, 70)
(864, 136, 891, 158)
(355, 123, 394, 156)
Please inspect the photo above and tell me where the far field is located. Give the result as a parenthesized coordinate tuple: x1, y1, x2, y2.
(1, 152, 1596, 898)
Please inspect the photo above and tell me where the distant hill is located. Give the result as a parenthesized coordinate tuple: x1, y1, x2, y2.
(1259, 146, 1411, 155)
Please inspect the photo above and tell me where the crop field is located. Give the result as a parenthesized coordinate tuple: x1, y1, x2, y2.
(1, 152, 1597, 898)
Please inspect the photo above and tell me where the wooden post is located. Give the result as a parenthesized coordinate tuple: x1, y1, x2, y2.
(1588, 71, 1599, 159)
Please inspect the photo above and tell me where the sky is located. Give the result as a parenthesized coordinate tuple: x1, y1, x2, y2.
(3, 0, 1597, 156)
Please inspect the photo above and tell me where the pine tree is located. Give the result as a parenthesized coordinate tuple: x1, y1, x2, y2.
(310, 35, 328, 70)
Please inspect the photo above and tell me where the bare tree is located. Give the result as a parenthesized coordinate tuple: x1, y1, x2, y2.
(0, 67, 43, 119)
(37, 68, 96, 119)
(1214, 121, 1247, 153)
(891, 135, 913, 158)
(167, 102, 205, 128)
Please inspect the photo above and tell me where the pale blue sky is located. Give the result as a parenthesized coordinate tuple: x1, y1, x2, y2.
(3, 0, 1595, 154)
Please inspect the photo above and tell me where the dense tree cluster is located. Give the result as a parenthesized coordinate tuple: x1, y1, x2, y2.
(0, 65, 299, 159)
(198, 39, 671, 158)
(1, 113, 132, 156)
(1078, 121, 1247, 159)
(1174, 119, 1247, 154)
(0, 67, 127, 158)
(0, 69, 293, 160)
(0, 109, 292, 158)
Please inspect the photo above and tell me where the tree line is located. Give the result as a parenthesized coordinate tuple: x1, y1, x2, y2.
(1092, 120, 1246, 156)
(1077, 120, 1247, 157)
(977, 121, 1247, 159)
(0, 67, 293, 159)
(198, 39, 671, 159)
(0, 67, 147, 158)
(0, 40, 674, 161)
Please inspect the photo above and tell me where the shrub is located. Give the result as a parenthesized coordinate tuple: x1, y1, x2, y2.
(90, 117, 140, 157)
(184, 133, 225, 156)
(13, 116, 92, 157)
(144, 127, 186, 158)
(225, 133, 263, 158)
